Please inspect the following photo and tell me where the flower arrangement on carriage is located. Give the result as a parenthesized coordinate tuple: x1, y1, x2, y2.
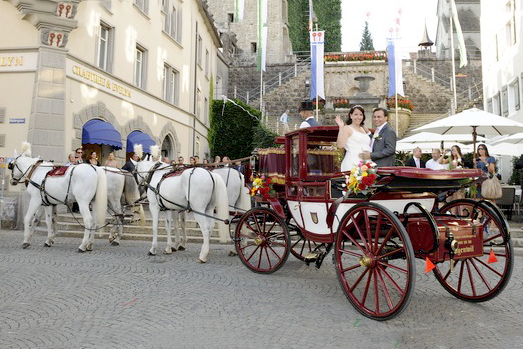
(342, 160, 378, 196)
(250, 175, 275, 201)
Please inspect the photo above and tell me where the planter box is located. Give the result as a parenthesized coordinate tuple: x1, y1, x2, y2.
(388, 108, 412, 138)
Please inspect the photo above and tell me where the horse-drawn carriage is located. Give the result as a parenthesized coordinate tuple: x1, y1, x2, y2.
(234, 126, 513, 320)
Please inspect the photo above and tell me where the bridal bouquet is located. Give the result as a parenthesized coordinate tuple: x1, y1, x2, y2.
(343, 160, 378, 195)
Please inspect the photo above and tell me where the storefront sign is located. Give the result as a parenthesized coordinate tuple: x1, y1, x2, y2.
(0, 53, 37, 72)
(9, 118, 25, 124)
(72, 65, 132, 98)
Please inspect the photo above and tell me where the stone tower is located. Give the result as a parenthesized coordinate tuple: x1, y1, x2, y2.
(207, 0, 293, 65)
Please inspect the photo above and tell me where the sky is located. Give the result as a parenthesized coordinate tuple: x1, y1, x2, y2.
(340, 0, 439, 55)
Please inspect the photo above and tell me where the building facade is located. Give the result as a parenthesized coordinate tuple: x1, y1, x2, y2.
(435, 0, 481, 60)
(481, 0, 520, 120)
(0, 0, 221, 178)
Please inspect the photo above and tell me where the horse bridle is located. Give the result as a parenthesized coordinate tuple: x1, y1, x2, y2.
(8, 155, 34, 185)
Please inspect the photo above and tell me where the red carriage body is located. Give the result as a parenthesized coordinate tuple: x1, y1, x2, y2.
(235, 126, 513, 320)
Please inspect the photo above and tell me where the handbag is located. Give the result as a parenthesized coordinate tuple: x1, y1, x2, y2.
(481, 174, 502, 199)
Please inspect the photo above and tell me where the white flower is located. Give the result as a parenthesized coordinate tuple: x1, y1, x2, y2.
(373, 133, 380, 139)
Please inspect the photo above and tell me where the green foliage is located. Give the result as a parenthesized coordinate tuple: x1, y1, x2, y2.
(209, 99, 276, 159)
(359, 21, 374, 51)
(509, 156, 521, 185)
(252, 124, 278, 149)
(287, 0, 341, 53)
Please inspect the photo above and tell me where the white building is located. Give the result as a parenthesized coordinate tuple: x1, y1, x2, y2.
(0, 0, 221, 176)
(481, 0, 520, 120)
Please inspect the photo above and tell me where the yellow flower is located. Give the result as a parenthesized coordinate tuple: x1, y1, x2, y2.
(362, 172, 368, 177)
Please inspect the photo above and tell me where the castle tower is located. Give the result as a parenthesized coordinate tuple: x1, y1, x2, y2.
(207, 0, 293, 65)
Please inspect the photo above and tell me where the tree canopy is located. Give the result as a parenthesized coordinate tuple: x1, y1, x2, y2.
(359, 21, 374, 51)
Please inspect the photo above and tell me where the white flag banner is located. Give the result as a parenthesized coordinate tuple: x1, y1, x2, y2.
(257, 0, 268, 71)
(234, 0, 244, 22)
(310, 31, 325, 100)
(450, 0, 468, 67)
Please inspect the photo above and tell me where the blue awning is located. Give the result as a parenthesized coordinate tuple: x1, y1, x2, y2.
(126, 130, 156, 153)
(82, 119, 122, 149)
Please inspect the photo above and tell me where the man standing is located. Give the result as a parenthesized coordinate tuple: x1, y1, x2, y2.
(299, 101, 320, 128)
(122, 153, 139, 172)
(426, 149, 449, 170)
(362, 108, 396, 167)
(405, 147, 426, 168)
(279, 109, 290, 133)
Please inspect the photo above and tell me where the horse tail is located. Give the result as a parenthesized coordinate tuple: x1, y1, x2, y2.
(123, 172, 140, 205)
(94, 166, 107, 227)
(237, 173, 252, 211)
(211, 172, 229, 226)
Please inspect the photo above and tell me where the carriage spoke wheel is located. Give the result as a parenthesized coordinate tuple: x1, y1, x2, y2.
(287, 219, 323, 260)
(235, 207, 290, 274)
(335, 203, 416, 320)
(436, 199, 514, 302)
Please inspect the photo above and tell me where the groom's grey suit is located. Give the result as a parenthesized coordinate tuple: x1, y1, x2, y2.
(370, 122, 397, 167)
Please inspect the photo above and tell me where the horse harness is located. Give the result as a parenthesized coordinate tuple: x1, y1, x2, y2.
(141, 164, 221, 218)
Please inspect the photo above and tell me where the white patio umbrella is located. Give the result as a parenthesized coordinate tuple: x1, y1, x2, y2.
(413, 108, 523, 157)
(487, 142, 523, 157)
(398, 132, 486, 143)
(397, 142, 472, 153)
(488, 132, 523, 145)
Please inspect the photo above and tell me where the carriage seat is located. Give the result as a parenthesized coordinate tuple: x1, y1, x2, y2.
(163, 168, 185, 179)
(47, 166, 69, 177)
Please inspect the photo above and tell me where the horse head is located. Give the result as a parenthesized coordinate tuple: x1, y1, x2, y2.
(9, 143, 37, 186)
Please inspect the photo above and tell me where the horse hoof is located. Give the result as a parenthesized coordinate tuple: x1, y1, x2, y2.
(197, 258, 207, 264)
(44, 242, 52, 248)
(22, 243, 30, 249)
(78, 248, 86, 253)
(228, 251, 237, 257)
(177, 246, 186, 251)
(148, 251, 156, 256)
(111, 241, 120, 246)
(163, 249, 172, 255)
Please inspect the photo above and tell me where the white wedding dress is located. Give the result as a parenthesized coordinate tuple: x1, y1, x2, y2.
(340, 127, 371, 172)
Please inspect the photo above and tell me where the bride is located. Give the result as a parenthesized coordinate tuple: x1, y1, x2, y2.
(335, 105, 371, 172)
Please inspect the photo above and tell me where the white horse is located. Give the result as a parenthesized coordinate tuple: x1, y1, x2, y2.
(102, 167, 142, 246)
(9, 143, 107, 252)
(135, 146, 228, 262)
(212, 167, 251, 214)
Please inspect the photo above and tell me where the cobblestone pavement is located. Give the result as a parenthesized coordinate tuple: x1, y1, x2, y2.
(1, 229, 522, 349)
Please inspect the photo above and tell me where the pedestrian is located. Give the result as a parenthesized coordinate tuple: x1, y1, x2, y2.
(122, 153, 139, 172)
(405, 147, 425, 168)
(223, 156, 232, 167)
(189, 156, 196, 166)
(75, 148, 84, 163)
(361, 108, 396, 167)
(425, 149, 449, 170)
(299, 100, 320, 128)
(88, 151, 100, 166)
(177, 156, 184, 165)
(65, 153, 77, 166)
(440, 145, 465, 169)
(235, 160, 245, 174)
(194, 155, 200, 164)
(279, 109, 290, 133)
(104, 152, 118, 167)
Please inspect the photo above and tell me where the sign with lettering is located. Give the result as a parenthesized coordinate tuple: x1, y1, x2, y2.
(70, 64, 132, 98)
(0, 53, 38, 72)
(9, 118, 26, 124)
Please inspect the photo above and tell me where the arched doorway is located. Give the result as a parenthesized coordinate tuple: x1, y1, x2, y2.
(161, 135, 174, 161)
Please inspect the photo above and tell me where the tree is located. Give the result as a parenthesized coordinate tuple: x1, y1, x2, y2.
(359, 21, 374, 51)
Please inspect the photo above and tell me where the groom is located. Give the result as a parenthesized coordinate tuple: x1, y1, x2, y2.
(361, 108, 397, 167)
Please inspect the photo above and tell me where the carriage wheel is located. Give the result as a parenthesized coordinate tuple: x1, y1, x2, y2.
(289, 230, 323, 261)
(234, 207, 290, 274)
(435, 199, 514, 302)
(335, 203, 416, 320)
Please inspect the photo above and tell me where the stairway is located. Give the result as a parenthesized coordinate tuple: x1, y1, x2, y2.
(34, 210, 231, 244)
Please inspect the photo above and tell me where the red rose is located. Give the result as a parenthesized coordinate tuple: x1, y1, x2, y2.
(358, 183, 367, 190)
(368, 173, 377, 181)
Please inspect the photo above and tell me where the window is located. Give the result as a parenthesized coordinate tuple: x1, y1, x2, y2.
(204, 97, 209, 125)
(228, 13, 234, 23)
(97, 22, 113, 72)
(501, 86, 508, 116)
(506, 0, 516, 46)
(251, 42, 257, 53)
(492, 92, 501, 116)
(134, 0, 149, 14)
(508, 78, 520, 113)
(163, 64, 179, 105)
(487, 98, 493, 113)
(163, 3, 181, 42)
(196, 88, 201, 118)
(134, 45, 147, 89)
(205, 49, 209, 77)
(197, 34, 202, 67)
(195, 137, 200, 159)
(161, 0, 169, 31)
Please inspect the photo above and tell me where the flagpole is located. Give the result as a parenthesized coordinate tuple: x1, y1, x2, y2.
(315, 23, 319, 121)
(450, 15, 457, 114)
(260, 69, 263, 118)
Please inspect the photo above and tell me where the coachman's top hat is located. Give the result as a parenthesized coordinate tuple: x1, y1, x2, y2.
(299, 100, 314, 111)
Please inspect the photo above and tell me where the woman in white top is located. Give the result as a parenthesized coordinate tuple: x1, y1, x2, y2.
(335, 105, 371, 172)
